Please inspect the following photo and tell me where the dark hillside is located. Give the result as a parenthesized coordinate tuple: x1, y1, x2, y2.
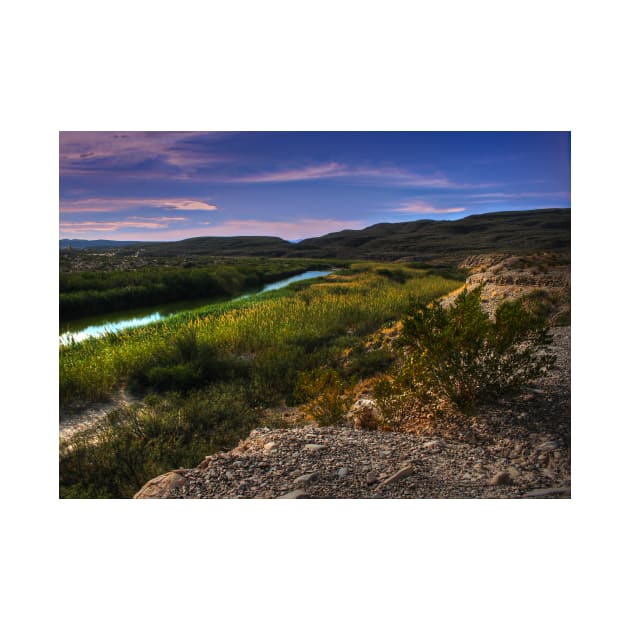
(293, 208, 570, 260)
(60, 208, 570, 262)
(134, 236, 293, 257)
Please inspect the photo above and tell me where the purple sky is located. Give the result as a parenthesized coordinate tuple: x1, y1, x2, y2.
(59, 131, 570, 241)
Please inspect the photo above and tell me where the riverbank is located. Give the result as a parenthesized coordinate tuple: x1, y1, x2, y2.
(60, 269, 333, 344)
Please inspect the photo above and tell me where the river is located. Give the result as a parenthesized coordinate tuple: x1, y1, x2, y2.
(59, 269, 332, 345)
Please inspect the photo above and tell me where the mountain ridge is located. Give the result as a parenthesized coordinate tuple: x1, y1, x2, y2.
(60, 207, 570, 261)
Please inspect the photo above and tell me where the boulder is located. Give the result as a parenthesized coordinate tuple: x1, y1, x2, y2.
(303, 444, 326, 452)
(294, 472, 318, 484)
(134, 470, 187, 499)
(377, 465, 415, 488)
(348, 397, 381, 431)
(490, 471, 513, 486)
(276, 490, 310, 499)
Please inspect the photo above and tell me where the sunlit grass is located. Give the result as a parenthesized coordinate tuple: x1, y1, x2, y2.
(59, 264, 462, 407)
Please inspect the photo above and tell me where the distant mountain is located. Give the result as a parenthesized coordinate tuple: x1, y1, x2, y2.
(134, 236, 293, 257)
(60, 239, 144, 250)
(293, 208, 570, 261)
(59, 208, 570, 261)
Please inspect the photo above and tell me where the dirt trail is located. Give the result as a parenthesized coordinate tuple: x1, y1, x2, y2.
(59, 388, 141, 441)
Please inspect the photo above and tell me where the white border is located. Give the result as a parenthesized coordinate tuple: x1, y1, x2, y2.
(4, 1, 627, 628)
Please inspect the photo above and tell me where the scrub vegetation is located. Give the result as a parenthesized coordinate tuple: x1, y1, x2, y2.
(59, 261, 462, 498)
(373, 286, 555, 423)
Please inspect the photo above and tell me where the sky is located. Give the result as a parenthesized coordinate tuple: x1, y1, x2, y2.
(59, 131, 570, 241)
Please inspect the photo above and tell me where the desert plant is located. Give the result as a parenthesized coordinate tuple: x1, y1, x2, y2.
(397, 286, 555, 413)
(294, 367, 351, 426)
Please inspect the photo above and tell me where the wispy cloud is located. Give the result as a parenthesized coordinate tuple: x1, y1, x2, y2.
(60, 131, 232, 178)
(388, 200, 466, 215)
(225, 163, 491, 189)
(59, 197, 219, 213)
(59, 221, 168, 235)
(60, 218, 186, 234)
(233, 163, 347, 183)
(60, 133, 497, 190)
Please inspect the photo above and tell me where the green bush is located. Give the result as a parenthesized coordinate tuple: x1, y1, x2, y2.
(344, 346, 395, 378)
(396, 286, 555, 413)
(131, 328, 248, 393)
(294, 367, 351, 426)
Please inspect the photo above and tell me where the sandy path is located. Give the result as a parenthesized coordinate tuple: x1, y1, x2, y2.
(59, 388, 141, 441)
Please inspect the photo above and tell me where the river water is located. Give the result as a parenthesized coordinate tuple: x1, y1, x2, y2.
(59, 269, 331, 345)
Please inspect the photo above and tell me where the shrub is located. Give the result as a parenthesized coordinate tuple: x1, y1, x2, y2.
(396, 286, 555, 413)
(343, 346, 395, 378)
(294, 367, 351, 426)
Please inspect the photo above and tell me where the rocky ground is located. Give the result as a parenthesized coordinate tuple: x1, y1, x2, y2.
(442, 251, 570, 323)
(135, 325, 570, 499)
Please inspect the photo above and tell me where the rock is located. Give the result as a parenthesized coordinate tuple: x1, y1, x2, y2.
(337, 467, 349, 478)
(198, 457, 212, 470)
(523, 487, 571, 498)
(349, 397, 381, 430)
(422, 440, 442, 450)
(134, 470, 187, 499)
(366, 472, 379, 485)
(490, 471, 513, 486)
(378, 465, 415, 488)
(276, 489, 310, 499)
(263, 441, 277, 451)
(538, 440, 561, 451)
(294, 473, 318, 484)
(507, 466, 520, 478)
(303, 444, 326, 452)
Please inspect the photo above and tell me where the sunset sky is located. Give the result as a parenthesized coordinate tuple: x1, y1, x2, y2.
(59, 131, 570, 241)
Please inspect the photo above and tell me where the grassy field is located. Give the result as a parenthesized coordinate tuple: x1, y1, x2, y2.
(59, 261, 462, 498)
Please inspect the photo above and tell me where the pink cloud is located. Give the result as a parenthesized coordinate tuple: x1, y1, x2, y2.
(60, 131, 232, 177)
(61, 221, 168, 233)
(233, 163, 347, 183)
(60, 216, 188, 234)
(228, 163, 492, 189)
(389, 200, 466, 214)
(59, 197, 219, 213)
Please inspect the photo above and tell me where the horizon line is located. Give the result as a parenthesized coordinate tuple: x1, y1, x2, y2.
(59, 206, 571, 244)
